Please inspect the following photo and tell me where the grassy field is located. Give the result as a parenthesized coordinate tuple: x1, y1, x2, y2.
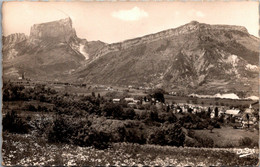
(2, 132, 259, 166)
(194, 126, 259, 147)
(164, 94, 254, 107)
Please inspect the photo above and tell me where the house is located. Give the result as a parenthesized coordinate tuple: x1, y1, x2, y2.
(112, 99, 120, 103)
(245, 104, 256, 114)
(125, 98, 134, 102)
(225, 109, 241, 117)
(251, 101, 259, 111)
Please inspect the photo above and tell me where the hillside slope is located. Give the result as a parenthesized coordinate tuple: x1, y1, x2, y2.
(75, 21, 259, 96)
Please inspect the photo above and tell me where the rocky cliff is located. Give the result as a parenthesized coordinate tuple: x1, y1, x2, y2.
(29, 18, 76, 43)
(2, 33, 28, 60)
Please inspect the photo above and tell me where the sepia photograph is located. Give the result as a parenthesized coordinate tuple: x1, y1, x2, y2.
(1, 1, 259, 166)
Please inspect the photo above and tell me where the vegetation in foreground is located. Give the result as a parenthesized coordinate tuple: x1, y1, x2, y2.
(2, 81, 259, 166)
(2, 132, 259, 166)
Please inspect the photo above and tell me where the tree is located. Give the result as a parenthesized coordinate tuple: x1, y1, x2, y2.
(153, 89, 165, 103)
(92, 92, 96, 97)
(214, 107, 219, 118)
(188, 107, 193, 114)
(246, 113, 250, 129)
(148, 123, 185, 147)
(207, 107, 211, 118)
(166, 105, 170, 112)
(102, 102, 123, 119)
(150, 106, 159, 121)
(122, 108, 136, 120)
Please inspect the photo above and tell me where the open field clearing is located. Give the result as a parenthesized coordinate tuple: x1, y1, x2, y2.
(194, 126, 259, 147)
(2, 132, 259, 166)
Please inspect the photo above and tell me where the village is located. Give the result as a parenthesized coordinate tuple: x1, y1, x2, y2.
(113, 95, 259, 130)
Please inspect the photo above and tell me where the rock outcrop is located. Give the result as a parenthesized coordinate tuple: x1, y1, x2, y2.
(2, 33, 28, 60)
(29, 18, 76, 43)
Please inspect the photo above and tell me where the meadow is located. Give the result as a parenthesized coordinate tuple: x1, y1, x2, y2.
(2, 132, 259, 166)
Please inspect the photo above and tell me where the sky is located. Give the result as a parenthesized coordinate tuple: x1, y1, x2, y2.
(2, 1, 259, 44)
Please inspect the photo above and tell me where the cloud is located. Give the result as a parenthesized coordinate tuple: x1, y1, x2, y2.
(196, 11, 205, 18)
(188, 9, 205, 18)
(111, 7, 148, 21)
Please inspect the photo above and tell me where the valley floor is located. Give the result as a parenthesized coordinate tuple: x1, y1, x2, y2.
(2, 132, 259, 166)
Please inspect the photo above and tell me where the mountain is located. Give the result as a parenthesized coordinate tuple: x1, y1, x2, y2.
(3, 18, 105, 80)
(3, 19, 259, 97)
(74, 21, 259, 96)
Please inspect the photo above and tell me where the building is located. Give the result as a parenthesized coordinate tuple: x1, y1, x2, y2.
(125, 98, 134, 102)
(251, 101, 259, 111)
(112, 99, 120, 103)
(225, 109, 241, 117)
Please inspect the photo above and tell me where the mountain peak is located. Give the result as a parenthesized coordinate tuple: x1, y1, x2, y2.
(29, 17, 76, 43)
(188, 20, 200, 25)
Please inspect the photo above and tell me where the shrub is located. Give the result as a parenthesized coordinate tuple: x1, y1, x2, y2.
(148, 123, 185, 147)
(122, 108, 136, 120)
(158, 112, 177, 123)
(48, 115, 110, 149)
(47, 116, 75, 143)
(73, 126, 110, 149)
(102, 102, 123, 119)
(124, 128, 146, 144)
(239, 137, 253, 147)
(3, 110, 30, 134)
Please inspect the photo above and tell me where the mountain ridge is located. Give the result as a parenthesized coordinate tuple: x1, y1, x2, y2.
(2, 18, 259, 97)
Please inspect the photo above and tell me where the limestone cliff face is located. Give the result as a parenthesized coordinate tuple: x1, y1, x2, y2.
(2, 33, 28, 60)
(3, 33, 27, 50)
(29, 18, 76, 43)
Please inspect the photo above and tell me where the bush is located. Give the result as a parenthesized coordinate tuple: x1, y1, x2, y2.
(148, 123, 185, 147)
(158, 113, 177, 123)
(122, 108, 136, 120)
(3, 110, 30, 134)
(73, 127, 110, 149)
(124, 128, 146, 144)
(48, 115, 110, 149)
(239, 137, 253, 147)
(102, 102, 123, 119)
